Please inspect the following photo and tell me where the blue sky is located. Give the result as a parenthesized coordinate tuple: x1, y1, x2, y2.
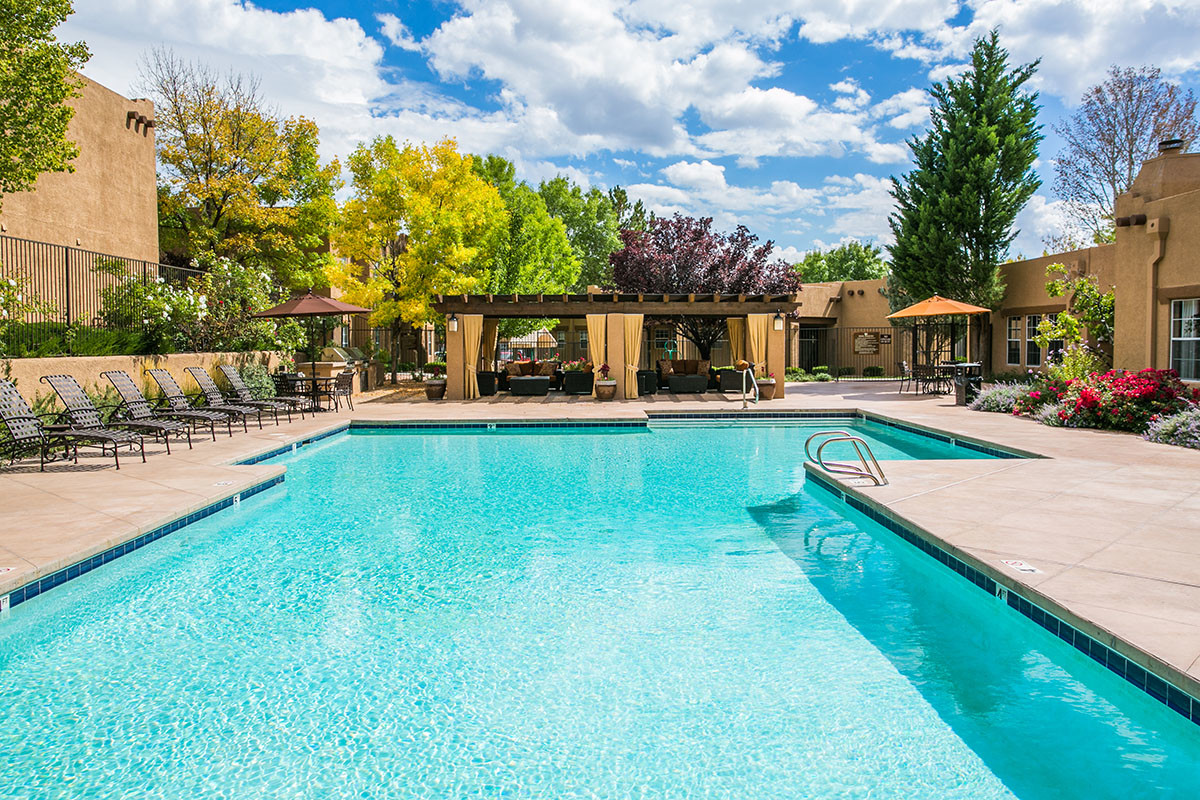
(62, 1, 1200, 262)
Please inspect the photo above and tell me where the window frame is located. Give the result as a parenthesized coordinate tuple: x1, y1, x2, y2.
(1006, 316, 1021, 366)
(1025, 314, 1042, 367)
(1170, 298, 1200, 382)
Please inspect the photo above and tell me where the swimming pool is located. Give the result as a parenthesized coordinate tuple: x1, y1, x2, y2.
(0, 423, 1196, 798)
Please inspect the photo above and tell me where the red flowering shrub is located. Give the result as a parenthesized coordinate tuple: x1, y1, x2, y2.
(1047, 369, 1199, 431)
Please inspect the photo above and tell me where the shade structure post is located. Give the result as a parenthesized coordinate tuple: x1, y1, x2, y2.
(446, 315, 466, 401)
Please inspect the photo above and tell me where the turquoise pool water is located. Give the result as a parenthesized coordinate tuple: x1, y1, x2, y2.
(0, 424, 1197, 798)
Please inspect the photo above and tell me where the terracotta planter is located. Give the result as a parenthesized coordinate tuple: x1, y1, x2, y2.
(758, 379, 777, 400)
(595, 380, 617, 400)
(424, 379, 446, 400)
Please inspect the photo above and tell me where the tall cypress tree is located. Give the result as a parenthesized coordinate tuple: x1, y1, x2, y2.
(887, 30, 1042, 310)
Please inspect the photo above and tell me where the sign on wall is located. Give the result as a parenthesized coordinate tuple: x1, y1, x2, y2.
(880, 333, 892, 345)
(853, 332, 880, 355)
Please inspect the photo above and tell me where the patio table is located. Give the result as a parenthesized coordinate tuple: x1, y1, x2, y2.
(286, 375, 337, 411)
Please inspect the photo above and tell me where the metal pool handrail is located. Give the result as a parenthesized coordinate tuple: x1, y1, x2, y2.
(740, 366, 758, 409)
(804, 429, 889, 486)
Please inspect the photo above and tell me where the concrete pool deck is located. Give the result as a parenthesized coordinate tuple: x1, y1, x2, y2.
(3, 381, 1200, 704)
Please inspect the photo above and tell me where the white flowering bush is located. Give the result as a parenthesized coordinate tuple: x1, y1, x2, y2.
(968, 382, 1029, 413)
(1144, 408, 1200, 450)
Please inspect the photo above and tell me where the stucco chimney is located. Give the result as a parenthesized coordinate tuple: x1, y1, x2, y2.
(1158, 138, 1185, 155)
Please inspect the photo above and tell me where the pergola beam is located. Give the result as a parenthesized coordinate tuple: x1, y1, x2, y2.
(432, 293, 802, 319)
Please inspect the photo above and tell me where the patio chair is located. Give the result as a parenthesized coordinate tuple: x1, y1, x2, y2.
(0, 379, 143, 470)
(332, 369, 354, 411)
(103, 369, 227, 441)
(216, 365, 300, 422)
(897, 361, 912, 393)
(41, 374, 186, 455)
(184, 367, 271, 428)
(147, 369, 250, 433)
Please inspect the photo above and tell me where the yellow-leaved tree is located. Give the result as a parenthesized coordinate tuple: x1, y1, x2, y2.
(328, 136, 505, 374)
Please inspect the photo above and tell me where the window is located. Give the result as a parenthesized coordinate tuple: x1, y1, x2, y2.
(1046, 313, 1063, 361)
(578, 329, 588, 348)
(1006, 317, 1021, 365)
(653, 328, 671, 352)
(1025, 314, 1042, 366)
(339, 325, 350, 348)
(1171, 299, 1200, 381)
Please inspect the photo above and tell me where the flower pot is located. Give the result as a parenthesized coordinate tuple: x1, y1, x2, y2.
(595, 380, 617, 400)
(758, 379, 777, 400)
(424, 379, 446, 400)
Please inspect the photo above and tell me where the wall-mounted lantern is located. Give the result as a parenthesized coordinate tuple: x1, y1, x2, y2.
(448, 312, 458, 333)
(773, 310, 784, 331)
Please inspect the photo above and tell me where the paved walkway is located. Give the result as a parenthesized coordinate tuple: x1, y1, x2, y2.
(3, 381, 1200, 699)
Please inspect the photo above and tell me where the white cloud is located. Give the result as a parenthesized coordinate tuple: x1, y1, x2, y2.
(871, 87, 929, 128)
(377, 13, 422, 52)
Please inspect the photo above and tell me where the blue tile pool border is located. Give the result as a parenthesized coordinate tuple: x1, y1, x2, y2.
(235, 423, 350, 465)
(349, 419, 649, 431)
(1, 473, 284, 612)
(646, 410, 1033, 459)
(804, 465, 1200, 729)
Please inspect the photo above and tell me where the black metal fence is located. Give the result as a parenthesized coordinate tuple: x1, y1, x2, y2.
(1, 234, 203, 355)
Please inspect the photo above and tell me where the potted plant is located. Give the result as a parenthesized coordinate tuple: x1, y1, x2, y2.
(594, 363, 617, 400)
(423, 362, 446, 400)
(561, 357, 594, 395)
(758, 371, 777, 400)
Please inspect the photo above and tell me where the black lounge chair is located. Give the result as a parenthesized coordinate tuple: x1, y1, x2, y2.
(216, 365, 302, 421)
(0, 379, 143, 470)
(184, 367, 269, 428)
(147, 368, 250, 433)
(102, 369, 227, 441)
(41, 374, 186, 455)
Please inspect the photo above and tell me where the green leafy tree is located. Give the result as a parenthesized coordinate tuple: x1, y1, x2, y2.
(1033, 262, 1116, 368)
(471, 155, 579, 336)
(329, 137, 505, 377)
(797, 241, 889, 282)
(0, 0, 90, 210)
(538, 176, 621, 289)
(141, 49, 341, 289)
(608, 186, 650, 232)
(887, 30, 1042, 311)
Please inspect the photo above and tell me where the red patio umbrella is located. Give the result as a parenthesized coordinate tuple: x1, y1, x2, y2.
(254, 291, 372, 407)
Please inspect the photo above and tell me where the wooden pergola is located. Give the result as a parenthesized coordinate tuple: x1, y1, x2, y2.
(431, 292, 803, 400)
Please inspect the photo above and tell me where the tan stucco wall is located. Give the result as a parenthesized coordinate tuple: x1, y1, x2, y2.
(5, 352, 278, 406)
(1112, 153, 1200, 372)
(0, 76, 158, 262)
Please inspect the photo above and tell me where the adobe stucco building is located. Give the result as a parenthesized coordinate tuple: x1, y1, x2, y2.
(0, 76, 158, 262)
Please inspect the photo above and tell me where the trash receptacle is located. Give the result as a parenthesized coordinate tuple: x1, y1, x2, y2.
(637, 369, 658, 396)
(954, 372, 981, 405)
(477, 371, 498, 397)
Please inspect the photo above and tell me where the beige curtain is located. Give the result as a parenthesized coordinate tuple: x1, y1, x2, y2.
(463, 314, 483, 399)
(726, 317, 745, 364)
(481, 318, 499, 370)
(746, 314, 770, 376)
(586, 314, 606, 397)
(623, 314, 644, 399)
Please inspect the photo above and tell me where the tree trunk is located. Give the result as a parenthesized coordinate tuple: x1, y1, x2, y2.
(412, 322, 429, 367)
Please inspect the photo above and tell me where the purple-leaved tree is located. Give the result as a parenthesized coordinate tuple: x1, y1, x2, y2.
(610, 214, 800, 359)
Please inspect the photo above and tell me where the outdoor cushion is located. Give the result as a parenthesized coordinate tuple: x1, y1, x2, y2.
(520, 361, 535, 376)
(696, 359, 710, 375)
(658, 359, 675, 376)
(506, 362, 526, 377)
(537, 361, 557, 377)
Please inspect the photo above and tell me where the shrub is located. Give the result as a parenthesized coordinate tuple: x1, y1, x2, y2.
(237, 362, 275, 398)
(863, 365, 885, 378)
(811, 365, 830, 374)
(422, 361, 446, 378)
(1144, 408, 1200, 449)
(837, 366, 856, 376)
(785, 367, 806, 382)
(1045, 343, 1108, 383)
(814, 372, 833, 382)
(969, 382, 1030, 413)
(1051, 368, 1197, 431)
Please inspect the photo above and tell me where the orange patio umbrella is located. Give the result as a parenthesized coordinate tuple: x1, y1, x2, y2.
(885, 295, 991, 319)
(886, 295, 991, 363)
